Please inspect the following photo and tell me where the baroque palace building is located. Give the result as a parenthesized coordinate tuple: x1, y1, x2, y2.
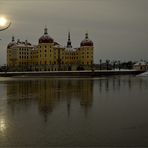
(7, 27, 94, 71)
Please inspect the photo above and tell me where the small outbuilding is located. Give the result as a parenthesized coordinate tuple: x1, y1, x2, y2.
(133, 61, 148, 71)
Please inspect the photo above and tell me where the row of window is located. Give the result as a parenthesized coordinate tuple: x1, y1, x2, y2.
(8, 50, 92, 56)
(18, 55, 92, 60)
(81, 56, 93, 58)
(19, 48, 30, 51)
(30, 62, 91, 65)
(19, 56, 29, 59)
(19, 52, 29, 55)
(38, 45, 52, 48)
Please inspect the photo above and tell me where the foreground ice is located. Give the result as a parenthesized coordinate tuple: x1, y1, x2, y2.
(137, 71, 148, 77)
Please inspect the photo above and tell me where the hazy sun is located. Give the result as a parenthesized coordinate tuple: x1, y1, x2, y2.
(0, 17, 7, 27)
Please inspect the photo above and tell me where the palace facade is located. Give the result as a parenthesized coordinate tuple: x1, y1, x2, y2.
(7, 27, 94, 71)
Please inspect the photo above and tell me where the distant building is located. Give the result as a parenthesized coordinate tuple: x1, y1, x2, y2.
(133, 61, 148, 71)
(7, 27, 94, 71)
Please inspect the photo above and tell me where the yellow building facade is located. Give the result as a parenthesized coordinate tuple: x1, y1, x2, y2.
(7, 27, 94, 71)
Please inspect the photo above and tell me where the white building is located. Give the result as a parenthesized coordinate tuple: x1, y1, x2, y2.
(133, 61, 148, 71)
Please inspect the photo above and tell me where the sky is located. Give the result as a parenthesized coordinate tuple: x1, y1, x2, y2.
(0, 0, 148, 65)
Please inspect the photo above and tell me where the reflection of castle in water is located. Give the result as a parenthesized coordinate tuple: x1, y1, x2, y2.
(6, 76, 148, 121)
(97, 76, 148, 93)
(6, 79, 94, 121)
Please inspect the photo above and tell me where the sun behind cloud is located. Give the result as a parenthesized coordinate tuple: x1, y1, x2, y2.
(0, 17, 8, 27)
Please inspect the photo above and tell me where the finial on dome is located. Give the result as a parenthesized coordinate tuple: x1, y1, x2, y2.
(85, 32, 88, 39)
(68, 32, 70, 40)
(44, 26, 48, 35)
(25, 39, 28, 45)
(12, 36, 15, 42)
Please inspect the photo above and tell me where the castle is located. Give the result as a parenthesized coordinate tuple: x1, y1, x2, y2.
(7, 27, 94, 71)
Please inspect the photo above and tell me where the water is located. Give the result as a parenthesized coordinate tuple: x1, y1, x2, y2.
(0, 75, 148, 147)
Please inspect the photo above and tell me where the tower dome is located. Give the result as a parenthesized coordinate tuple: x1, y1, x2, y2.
(7, 36, 17, 48)
(80, 33, 93, 47)
(39, 27, 54, 44)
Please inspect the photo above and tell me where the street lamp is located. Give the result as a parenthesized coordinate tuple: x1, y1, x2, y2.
(106, 59, 110, 70)
(99, 59, 102, 70)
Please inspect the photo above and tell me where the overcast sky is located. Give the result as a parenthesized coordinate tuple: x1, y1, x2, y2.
(0, 0, 148, 65)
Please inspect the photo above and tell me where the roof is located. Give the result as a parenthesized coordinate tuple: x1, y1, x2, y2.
(134, 61, 147, 66)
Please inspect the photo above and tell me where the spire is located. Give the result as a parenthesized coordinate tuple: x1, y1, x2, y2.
(85, 32, 88, 39)
(25, 39, 28, 45)
(67, 32, 72, 48)
(12, 36, 15, 42)
(44, 26, 48, 35)
(68, 32, 70, 41)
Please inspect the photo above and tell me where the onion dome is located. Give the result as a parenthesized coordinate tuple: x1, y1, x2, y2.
(39, 27, 54, 44)
(80, 33, 93, 47)
(7, 36, 17, 48)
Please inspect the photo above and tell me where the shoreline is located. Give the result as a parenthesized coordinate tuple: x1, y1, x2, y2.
(0, 70, 144, 77)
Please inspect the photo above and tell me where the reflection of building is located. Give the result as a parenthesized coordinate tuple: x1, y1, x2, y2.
(133, 61, 148, 71)
(6, 79, 94, 121)
(7, 27, 94, 71)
